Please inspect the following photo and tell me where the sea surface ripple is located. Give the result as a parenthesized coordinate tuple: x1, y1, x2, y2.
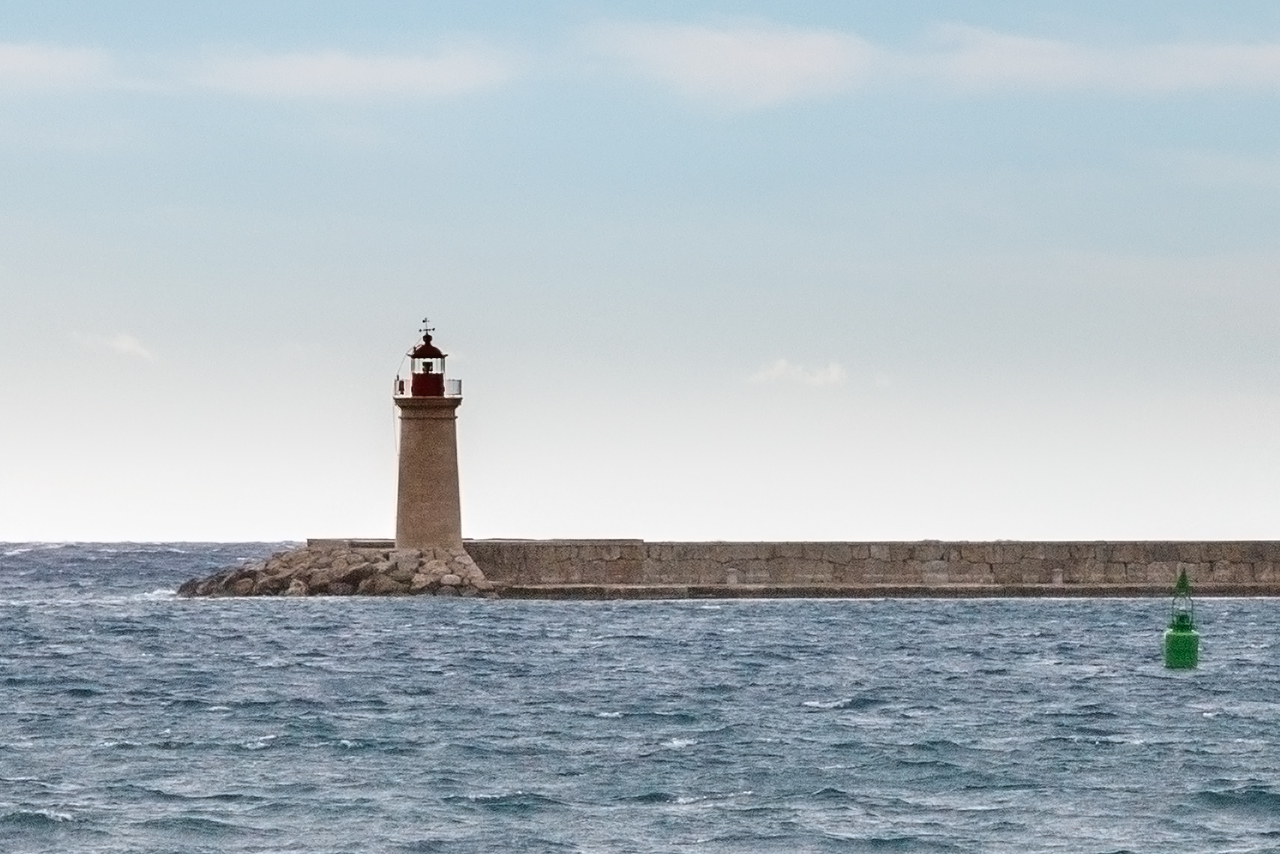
(1, 543, 1278, 853)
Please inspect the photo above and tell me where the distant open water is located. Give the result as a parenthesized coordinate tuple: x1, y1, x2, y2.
(1, 543, 1278, 853)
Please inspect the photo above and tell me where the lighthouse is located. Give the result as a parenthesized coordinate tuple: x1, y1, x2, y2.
(393, 320, 463, 550)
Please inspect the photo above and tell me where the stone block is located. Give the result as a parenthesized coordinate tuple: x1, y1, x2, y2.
(306, 539, 347, 552)
(991, 562, 1021, 585)
(720, 543, 760, 561)
(836, 560, 868, 583)
(849, 544, 871, 560)
(863, 559, 894, 583)
(953, 562, 994, 584)
(1074, 560, 1104, 584)
(793, 560, 834, 583)
(1044, 543, 1072, 561)
(823, 543, 853, 564)
(1112, 543, 1143, 563)
(1177, 543, 1206, 562)
(992, 543, 1023, 563)
(1021, 543, 1046, 561)
(1243, 543, 1268, 562)
(869, 544, 890, 561)
(911, 542, 943, 561)
(802, 543, 827, 560)
(922, 560, 949, 586)
(960, 544, 993, 563)
(1204, 543, 1244, 562)
(1218, 562, 1253, 583)
(1018, 561, 1050, 584)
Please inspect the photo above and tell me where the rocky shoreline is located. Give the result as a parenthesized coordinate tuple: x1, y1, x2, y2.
(176, 542, 495, 598)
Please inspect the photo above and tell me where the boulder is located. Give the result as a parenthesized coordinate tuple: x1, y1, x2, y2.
(253, 575, 290, 596)
(175, 543, 495, 599)
(357, 574, 408, 595)
(386, 561, 417, 583)
(228, 577, 256, 596)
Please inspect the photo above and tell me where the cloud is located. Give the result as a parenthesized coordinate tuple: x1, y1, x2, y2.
(0, 43, 113, 91)
(588, 20, 1280, 104)
(195, 47, 513, 99)
(589, 22, 876, 108)
(1166, 149, 1280, 190)
(750, 359, 846, 386)
(74, 332, 157, 361)
(919, 24, 1280, 93)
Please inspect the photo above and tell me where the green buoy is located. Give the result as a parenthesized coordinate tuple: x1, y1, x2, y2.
(1163, 568, 1199, 669)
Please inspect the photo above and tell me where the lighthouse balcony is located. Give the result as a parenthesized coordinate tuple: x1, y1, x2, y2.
(394, 376, 462, 398)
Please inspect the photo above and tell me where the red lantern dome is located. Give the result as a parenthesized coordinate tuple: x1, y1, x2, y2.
(396, 320, 460, 398)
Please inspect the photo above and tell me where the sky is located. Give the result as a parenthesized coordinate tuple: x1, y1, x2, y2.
(2, 1, 1280, 542)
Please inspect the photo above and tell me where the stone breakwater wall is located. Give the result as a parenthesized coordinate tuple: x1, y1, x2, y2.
(177, 539, 494, 598)
(465, 539, 1280, 596)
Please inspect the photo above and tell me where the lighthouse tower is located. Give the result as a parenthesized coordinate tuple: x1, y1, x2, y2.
(393, 320, 463, 550)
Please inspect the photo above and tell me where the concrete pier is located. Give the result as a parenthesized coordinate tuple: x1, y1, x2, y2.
(304, 538, 1280, 598)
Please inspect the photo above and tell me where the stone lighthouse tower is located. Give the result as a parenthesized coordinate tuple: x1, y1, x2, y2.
(394, 320, 463, 550)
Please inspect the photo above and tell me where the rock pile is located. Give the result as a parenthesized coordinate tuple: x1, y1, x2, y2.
(176, 543, 496, 598)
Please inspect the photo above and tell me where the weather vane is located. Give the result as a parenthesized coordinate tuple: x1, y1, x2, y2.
(420, 317, 435, 336)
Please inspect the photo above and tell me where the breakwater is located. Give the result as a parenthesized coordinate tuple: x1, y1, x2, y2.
(464, 539, 1280, 598)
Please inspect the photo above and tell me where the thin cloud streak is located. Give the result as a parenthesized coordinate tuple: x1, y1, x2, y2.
(590, 20, 1280, 107)
(924, 24, 1280, 93)
(0, 43, 113, 90)
(73, 332, 157, 361)
(6, 26, 1280, 105)
(750, 359, 846, 387)
(588, 22, 876, 108)
(193, 47, 513, 99)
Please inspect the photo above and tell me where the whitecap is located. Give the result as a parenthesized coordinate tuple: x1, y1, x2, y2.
(241, 735, 279, 751)
(661, 738, 696, 749)
(803, 698, 855, 710)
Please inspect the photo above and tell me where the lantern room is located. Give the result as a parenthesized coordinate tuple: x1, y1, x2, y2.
(395, 320, 461, 398)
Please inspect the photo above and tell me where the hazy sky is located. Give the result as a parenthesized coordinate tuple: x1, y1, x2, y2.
(3, 2, 1280, 541)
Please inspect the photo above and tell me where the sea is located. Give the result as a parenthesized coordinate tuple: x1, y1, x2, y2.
(1, 543, 1278, 854)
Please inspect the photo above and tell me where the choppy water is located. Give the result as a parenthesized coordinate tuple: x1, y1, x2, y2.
(1, 543, 1278, 853)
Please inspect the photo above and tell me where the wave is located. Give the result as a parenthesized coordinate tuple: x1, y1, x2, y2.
(138, 815, 245, 835)
(1196, 785, 1280, 814)
(802, 694, 887, 711)
(0, 808, 73, 826)
(444, 791, 568, 814)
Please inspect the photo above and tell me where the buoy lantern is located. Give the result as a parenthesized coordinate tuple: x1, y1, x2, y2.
(1163, 568, 1200, 669)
